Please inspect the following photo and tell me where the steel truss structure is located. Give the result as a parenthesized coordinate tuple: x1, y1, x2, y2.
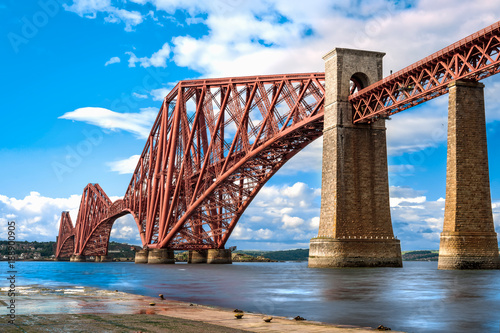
(54, 211, 75, 258)
(350, 21, 500, 123)
(56, 73, 325, 256)
(56, 20, 500, 257)
(125, 73, 325, 250)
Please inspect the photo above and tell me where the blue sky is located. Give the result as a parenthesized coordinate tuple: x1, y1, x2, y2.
(1, 0, 500, 251)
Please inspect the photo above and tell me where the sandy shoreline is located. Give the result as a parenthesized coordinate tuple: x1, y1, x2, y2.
(1, 286, 403, 332)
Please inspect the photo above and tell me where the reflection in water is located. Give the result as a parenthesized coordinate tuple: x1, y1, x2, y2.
(5, 261, 500, 332)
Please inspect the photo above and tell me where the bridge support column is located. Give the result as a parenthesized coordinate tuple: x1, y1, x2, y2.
(72, 254, 86, 262)
(438, 80, 500, 270)
(134, 249, 149, 264)
(100, 255, 112, 262)
(148, 248, 175, 264)
(188, 250, 207, 263)
(207, 249, 232, 264)
(94, 256, 101, 262)
(309, 48, 401, 268)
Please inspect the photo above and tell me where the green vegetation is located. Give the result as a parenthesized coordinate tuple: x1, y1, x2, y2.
(232, 252, 277, 262)
(0, 240, 141, 261)
(1, 239, 447, 263)
(402, 250, 439, 261)
(107, 241, 141, 260)
(0, 240, 56, 259)
(234, 249, 309, 261)
(236, 249, 442, 261)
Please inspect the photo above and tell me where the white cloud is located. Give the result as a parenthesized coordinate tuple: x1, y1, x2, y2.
(389, 186, 447, 249)
(104, 56, 120, 66)
(231, 225, 252, 240)
(281, 214, 304, 229)
(0, 192, 81, 242)
(126, 43, 171, 68)
(278, 138, 322, 175)
(64, 0, 144, 31)
(160, 0, 499, 79)
(59, 107, 157, 139)
(234, 182, 321, 245)
(107, 155, 140, 174)
(0, 191, 142, 245)
(309, 216, 320, 230)
(386, 96, 448, 155)
(231, 225, 273, 240)
(149, 86, 173, 101)
(132, 92, 148, 99)
(110, 214, 141, 242)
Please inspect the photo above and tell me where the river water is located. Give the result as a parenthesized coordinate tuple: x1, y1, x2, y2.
(4, 260, 500, 332)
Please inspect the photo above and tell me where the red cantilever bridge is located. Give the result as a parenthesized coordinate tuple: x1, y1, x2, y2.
(56, 21, 500, 264)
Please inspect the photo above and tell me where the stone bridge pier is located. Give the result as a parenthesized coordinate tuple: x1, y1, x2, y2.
(308, 48, 402, 268)
(438, 80, 500, 269)
(309, 48, 499, 269)
(134, 248, 232, 264)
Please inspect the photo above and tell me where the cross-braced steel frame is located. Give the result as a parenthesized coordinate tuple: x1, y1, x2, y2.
(124, 73, 326, 250)
(54, 211, 75, 258)
(350, 20, 500, 123)
(56, 73, 326, 256)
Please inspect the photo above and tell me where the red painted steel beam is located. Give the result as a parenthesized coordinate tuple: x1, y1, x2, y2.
(123, 73, 325, 250)
(350, 20, 500, 123)
(55, 211, 75, 258)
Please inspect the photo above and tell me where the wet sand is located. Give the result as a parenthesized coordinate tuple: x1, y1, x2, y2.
(0, 286, 403, 332)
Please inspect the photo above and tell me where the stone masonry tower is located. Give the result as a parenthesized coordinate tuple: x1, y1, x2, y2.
(438, 80, 500, 269)
(308, 48, 402, 268)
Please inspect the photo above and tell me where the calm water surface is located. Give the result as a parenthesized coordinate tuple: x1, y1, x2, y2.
(7, 261, 500, 332)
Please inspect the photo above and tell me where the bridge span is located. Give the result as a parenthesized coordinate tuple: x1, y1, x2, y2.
(56, 21, 500, 269)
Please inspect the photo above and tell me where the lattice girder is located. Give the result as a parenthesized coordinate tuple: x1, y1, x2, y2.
(350, 20, 500, 123)
(124, 73, 325, 250)
(55, 211, 75, 258)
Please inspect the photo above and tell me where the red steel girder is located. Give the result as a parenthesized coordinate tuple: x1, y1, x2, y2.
(73, 183, 113, 256)
(350, 20, 500, 123)
(57, 184, 142, 257)
(55, 211, 75, 258)
(123, 73, 325, 250)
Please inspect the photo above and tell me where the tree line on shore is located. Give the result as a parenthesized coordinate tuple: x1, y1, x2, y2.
(0, 240, 445, 261)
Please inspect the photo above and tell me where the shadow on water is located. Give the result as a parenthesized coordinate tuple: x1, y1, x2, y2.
(9, 261, 500, 333)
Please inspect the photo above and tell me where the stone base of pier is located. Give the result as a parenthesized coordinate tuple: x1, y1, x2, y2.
(308, 238, 402, 268)
(438, 81, 500, 270)
(148, 249, 175, 264)
(438, 233, 500, 269)
(207, 249, 232, 264)
(134, 250, 149, 264)
(70, 254, 86, 262)
(188, 250, 207, 263)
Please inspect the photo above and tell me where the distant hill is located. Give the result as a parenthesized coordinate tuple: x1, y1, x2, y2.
(236, 249, 443, 262)
(1, 240, 446, 262)
(234, 249, 309, 261)
(402, 250, 439, 261)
